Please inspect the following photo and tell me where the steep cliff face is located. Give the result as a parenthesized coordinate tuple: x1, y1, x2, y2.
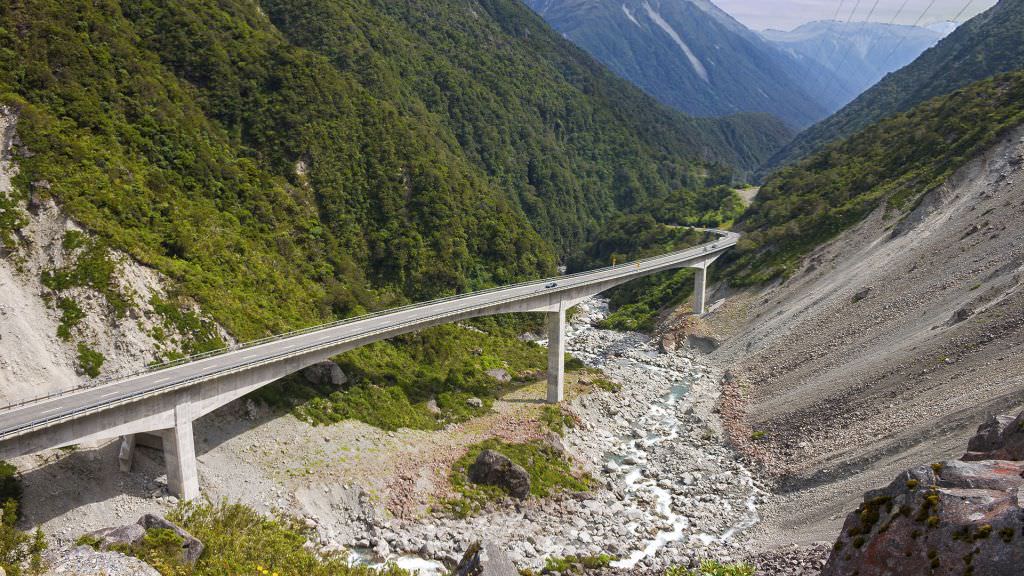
(701, 124, 1024, 544)
(0, 108, 229, 402)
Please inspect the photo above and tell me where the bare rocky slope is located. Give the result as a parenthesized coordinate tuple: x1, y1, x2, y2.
(0, 107, 230, 403)
(699, 123, 1024, 547)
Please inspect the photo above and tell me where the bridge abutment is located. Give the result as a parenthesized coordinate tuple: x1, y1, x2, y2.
(546, 301, 566, 404)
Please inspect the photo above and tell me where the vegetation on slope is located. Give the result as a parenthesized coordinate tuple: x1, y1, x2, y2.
(766, 0, 1024, 172)
(81, 501, 407, 576)
(444, 439, 591, 518)
(0, 463, 46, 576)
(568, 187, 744, 331)
(728, 72, 1024, 284)
(0, 0, 768, 382)
(255, 318, 551, 430)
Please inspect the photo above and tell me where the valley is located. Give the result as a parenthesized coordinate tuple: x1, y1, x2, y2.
(0, 0, 1023, 575)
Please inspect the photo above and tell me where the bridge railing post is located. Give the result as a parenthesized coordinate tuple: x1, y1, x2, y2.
(546, 300, 566, 404)
(162, 394, 200, 500)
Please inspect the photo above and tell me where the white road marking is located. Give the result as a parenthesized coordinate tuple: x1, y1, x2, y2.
(154, 377, 171, 384)
(40, 407, 62, 415)
(100, 390, 121, 398)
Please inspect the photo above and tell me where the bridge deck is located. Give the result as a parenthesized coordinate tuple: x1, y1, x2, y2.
(0, 230, 738, 446)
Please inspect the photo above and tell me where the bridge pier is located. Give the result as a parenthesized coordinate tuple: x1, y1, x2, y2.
(693, 263, 707, 315)
(162, 397, 200, 500)
(546, 301, 566, 404)
(118, 435, 136, 473)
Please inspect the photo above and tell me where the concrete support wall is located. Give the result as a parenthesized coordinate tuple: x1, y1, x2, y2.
(693, 265, 707, 315)
(162, 395, 199, 500)
(546, 301, 566, 404)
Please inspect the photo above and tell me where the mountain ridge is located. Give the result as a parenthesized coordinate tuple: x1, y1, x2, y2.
(763, 0, 1024, 174)
(524, 0, 831, 128)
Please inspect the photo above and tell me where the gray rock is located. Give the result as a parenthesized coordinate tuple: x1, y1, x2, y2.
(301, 361, 348, 388)
(466, 397, 484, 409)
(542, 431, 565, 455)
(85, 514, 204, 565)
(455, 541, 519, 576)
(468, 449, 530, 499)
(86, 523, 147, 549)
(823, 411, 1024, 576)
(485, 368, 511, 383)
(851, 286, 872, 303)
(137, 514, 205, 565)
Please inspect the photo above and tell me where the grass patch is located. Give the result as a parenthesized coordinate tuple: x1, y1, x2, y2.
(253, 321, 546, 431)
(56, 297, 85, 341)
(83, 500, 408, 576)
(149, 295, 226, 359)
(665, 560, 756, 576)
(41, 237, 131, 317)
(76, 343, 105, 378)
(540, 405, 576, 436)
(443, 439, 591, 518)
(539, 554, 615, 574)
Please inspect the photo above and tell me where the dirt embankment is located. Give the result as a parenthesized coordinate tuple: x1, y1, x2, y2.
(697, 126, 1024, 547)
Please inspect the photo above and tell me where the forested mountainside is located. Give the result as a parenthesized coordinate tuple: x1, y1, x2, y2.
(762, 21, 945, 108)
(524, 0, 833, 129)
(765, 0, 1024, 173)
(727, 71, 1024, 284)
(0, 0, 785, 341)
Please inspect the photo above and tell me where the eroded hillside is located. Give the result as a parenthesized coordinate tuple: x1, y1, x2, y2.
(704, 124, 1024, 544)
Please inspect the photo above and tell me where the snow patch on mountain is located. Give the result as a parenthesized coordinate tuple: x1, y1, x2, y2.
(641, 1, 709, 82)
(622, 4, 641, 27)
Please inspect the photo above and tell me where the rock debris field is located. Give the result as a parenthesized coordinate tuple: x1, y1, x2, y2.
(351, 299, 763, 571)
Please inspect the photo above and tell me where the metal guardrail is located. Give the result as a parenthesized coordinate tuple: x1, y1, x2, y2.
(0, 229, 738, 420)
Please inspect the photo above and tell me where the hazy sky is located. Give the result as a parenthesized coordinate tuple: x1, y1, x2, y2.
(713, 0, 999, 31)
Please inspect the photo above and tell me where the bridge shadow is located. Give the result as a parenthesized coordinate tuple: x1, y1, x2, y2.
(14, 396, 278, 529)
(500, 397, 547, 405)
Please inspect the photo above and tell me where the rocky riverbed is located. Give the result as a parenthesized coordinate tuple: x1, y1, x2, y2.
(346, 298, 764, 571)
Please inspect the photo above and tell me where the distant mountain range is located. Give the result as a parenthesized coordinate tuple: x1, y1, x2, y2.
(522, 0, 948, 131)
(765, 0, 1024, 173)
(524, 0, 831, 129)
(762, 20, 948, 110)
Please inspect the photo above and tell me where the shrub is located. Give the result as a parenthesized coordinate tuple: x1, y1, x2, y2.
(76, 343, 105, 378)
(0, 463, 45, 576)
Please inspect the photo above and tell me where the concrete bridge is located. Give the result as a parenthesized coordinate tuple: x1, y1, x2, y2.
(0, 230, 737, 499)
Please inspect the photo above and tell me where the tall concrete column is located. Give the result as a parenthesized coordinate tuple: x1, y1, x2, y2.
(546, 301, 566, 404)
(162, 396, 199, 500)
(693, 264, 707, 315)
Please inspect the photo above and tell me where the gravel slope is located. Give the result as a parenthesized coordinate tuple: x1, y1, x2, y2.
(701, 125, 1024, 547)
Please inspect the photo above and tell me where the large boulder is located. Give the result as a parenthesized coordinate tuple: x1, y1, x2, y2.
(301, 361, 348, 388)
(963, 412, 1024, 461)
(454, 541, 519, 576)
(138, 514, 204, 565)
(822, 412, 1024, 576)
(84, 515, 204, 565)
(467, 450, 531, 499)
